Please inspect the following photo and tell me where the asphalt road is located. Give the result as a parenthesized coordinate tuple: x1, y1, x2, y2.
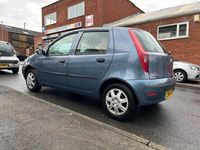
(0, 67, 200, 150)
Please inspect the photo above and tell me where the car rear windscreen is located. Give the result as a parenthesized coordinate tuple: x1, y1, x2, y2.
(133, 29, 165, 53)
(0, 43, 14, 56)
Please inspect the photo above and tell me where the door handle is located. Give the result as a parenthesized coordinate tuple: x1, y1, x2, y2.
(96, 58, 105, 63)
(59, 60, 65, 63)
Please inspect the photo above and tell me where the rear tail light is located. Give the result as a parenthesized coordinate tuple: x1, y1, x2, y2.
(129, 29, 149, 73)
(147, 92, 158, 97)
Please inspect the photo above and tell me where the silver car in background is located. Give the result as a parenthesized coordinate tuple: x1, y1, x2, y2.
(173, 61, 200, 82)
(0, 41, 19, 74)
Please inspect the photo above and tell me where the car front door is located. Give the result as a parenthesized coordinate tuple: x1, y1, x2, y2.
(67, 30, 114, 94)
(37, 33, 78, 88)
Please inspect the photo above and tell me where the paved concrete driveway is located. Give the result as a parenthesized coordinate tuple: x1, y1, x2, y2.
(0, 86, 164, 150)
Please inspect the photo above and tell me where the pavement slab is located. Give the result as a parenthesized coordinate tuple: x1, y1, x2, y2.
(0, 86, 167, 150)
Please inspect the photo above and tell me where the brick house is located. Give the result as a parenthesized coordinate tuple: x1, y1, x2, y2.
(38, 0, 143, 47)
(108, 2, 200, 65)
(0, 24, 40, 57)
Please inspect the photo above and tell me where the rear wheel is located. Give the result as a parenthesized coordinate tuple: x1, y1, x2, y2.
(12, 68, 19, 74)
(102, 84, 136, 121)
(26, 69, 42, 92)
(174, 70, 187, 83)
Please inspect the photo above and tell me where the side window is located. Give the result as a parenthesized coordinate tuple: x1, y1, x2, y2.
(76, 31, 109, 55)
(48, 34, 77, 56)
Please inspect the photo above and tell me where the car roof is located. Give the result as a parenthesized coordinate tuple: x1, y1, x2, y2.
(60, 27, 145, 37)
(0, 41, 14, 49)
(0, 41, 12, 47)
(65, 27, 126, 33)
(0, 41, 9, 44)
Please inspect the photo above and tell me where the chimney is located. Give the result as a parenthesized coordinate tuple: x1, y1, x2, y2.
(24, 23, 26, 30)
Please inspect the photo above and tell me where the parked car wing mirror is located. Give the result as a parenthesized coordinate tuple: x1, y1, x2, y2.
(36, 49, 46, 55)
(168, 51, 171, 56)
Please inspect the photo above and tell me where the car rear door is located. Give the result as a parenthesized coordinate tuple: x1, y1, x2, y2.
(67, 29, 114, 93)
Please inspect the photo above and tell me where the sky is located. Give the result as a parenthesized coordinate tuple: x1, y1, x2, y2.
(0, 0, 200, 32)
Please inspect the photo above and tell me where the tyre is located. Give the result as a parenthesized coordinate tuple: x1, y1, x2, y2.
(174, 70, 187, 83)
(102, 83, 137, 121)
(26, 69, 42, 92)
(12, 68, 19, 74)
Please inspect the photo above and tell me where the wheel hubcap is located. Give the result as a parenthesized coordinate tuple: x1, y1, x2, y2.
(26, 72, 36, 89)
(174, 72, 184, 81)
(105, 88, 129, 116)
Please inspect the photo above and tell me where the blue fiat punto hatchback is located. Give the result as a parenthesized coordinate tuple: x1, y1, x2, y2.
(22, 27, 176, 120)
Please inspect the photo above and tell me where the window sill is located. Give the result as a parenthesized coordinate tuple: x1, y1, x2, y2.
(158, 36, 189, 41)
(67, 14, 85, 20)
(44, 23, 57, 27)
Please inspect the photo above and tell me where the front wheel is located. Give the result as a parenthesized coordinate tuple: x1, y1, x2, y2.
(102, 84, 137, 121)
(26, 69, 42, 92)
(174, 70, 187, 83)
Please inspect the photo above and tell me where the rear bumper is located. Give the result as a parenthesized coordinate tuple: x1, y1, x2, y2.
(127, 78, 176, 106)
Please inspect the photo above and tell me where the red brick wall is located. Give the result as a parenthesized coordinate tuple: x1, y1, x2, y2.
(0, 25, 9, 42)
(14, 47, 34, 57)
(34, 34, 44, 50)
(42, 0, 143, 30)
(42, 0, 104, 30)
(103, 0, 143, 25)
(15, 47, 25, 56)
(130, 15, 200, 65)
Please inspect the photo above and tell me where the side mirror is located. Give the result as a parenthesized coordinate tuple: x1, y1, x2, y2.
(36, 49, 46, 55)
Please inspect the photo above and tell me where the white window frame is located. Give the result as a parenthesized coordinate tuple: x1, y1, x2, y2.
(44, 12, 57, 26)
(68, 2, 85, 19)
(157, 22, 189, 41)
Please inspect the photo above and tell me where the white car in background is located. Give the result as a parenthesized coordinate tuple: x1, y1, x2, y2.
(173, 61, 200, 82)
(0, 41, 19, 74)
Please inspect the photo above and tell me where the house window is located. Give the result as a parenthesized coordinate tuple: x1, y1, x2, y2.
(157, 22, 189, 40)
(68, 2, 85, 19)
(44, 12, 57, 26)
